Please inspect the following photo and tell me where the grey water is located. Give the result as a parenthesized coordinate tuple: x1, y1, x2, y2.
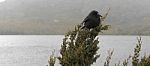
(0, 35, 150, 66)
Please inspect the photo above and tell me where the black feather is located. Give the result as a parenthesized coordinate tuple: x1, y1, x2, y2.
(81, 10, 102, 29)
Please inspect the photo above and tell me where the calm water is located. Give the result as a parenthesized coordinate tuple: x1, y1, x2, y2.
(0, 35, 150, 66)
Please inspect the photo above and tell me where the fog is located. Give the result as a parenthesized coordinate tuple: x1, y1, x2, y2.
(0, 0, 150, 35)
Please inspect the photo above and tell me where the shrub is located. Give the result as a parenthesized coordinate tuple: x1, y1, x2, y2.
(57, 24, 109, 66)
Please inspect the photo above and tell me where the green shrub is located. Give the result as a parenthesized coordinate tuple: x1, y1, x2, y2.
(57, 24, 109, 66)
(47, 50, 56, 66)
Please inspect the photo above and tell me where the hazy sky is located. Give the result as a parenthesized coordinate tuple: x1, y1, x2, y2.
(0, 0, 150, 35)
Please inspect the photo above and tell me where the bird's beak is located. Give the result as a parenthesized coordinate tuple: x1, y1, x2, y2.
(98, 14, 102, 17)
(100, 15, 102, 17)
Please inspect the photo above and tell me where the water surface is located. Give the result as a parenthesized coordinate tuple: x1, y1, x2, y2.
(0, 35, 149, 66)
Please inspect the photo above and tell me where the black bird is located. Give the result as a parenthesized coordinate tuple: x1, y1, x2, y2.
(81, 10, 102, 29)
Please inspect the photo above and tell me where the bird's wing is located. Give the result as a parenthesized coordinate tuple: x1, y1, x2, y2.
(81, 16, 88, 25)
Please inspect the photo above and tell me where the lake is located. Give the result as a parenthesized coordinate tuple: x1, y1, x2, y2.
(0, 35, 150, 66)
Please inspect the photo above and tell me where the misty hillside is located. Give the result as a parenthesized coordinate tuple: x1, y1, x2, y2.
(0, 0, 150, 35)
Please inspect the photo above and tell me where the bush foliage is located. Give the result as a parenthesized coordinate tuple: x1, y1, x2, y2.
(47, 28, 150, 66)
(57, 24, 109, 66)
